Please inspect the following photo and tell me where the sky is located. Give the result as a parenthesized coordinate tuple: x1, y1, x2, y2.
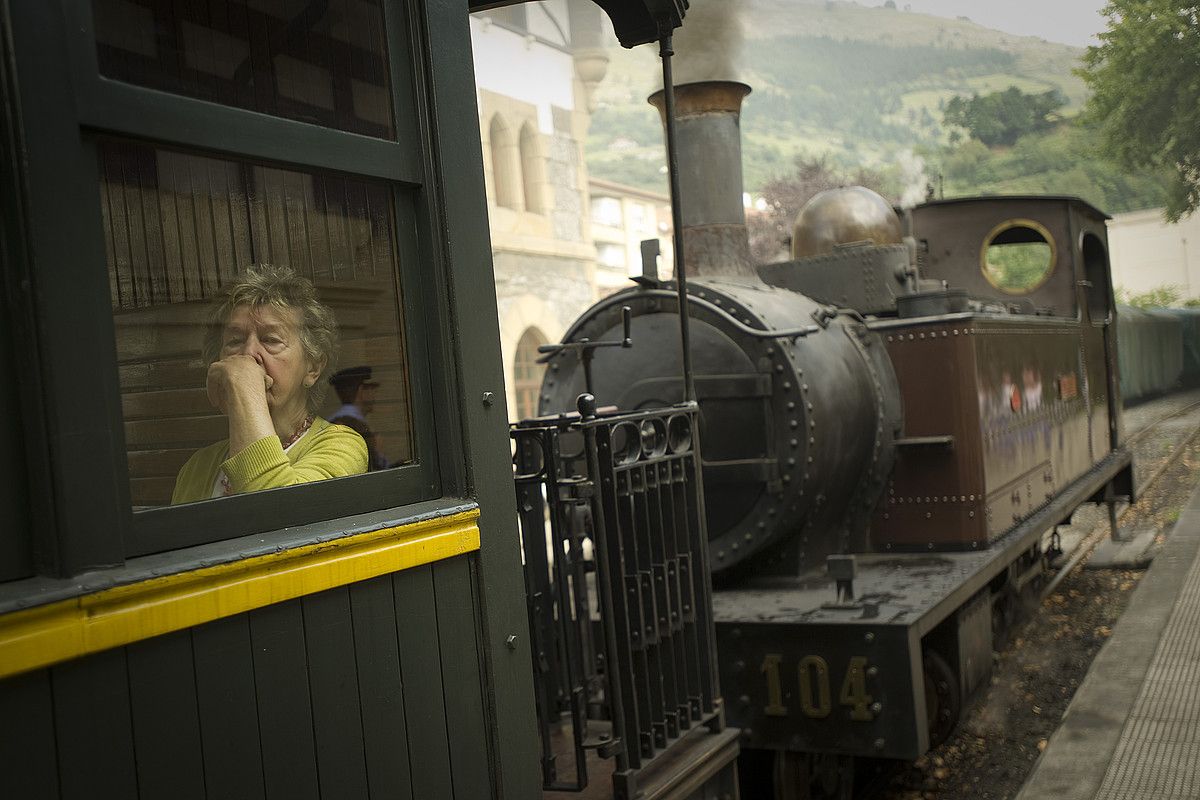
(897, 0, 1109, 48)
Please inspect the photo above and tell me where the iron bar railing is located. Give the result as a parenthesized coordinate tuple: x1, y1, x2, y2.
(512, 396, 722, 799)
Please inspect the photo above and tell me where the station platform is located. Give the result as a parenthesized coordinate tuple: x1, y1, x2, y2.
(1018, 478, 1200, 800)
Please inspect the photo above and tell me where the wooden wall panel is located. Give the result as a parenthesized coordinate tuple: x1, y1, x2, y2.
(393, 565, 456, 800)
(0, 556, 492, 798)
(0, 670, 59, 799)
(248, 601, 320, 800)
(433, 556, 493, 800)
(349, 575, 413, 800)
(127, 630, 207, 799)
(52, 649, 138, 799)
(192, 614, 267, 799)
(302, 587, 370, 799)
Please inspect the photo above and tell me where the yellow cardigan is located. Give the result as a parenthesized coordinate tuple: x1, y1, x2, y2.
(171, 417, 369, 505)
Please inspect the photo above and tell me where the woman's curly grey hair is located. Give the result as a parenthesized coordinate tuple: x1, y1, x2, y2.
(203, 264, 339, 413)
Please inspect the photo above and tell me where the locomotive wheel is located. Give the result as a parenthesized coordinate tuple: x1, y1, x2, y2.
(772, 750, 854, 800)
(923, 649, 961, 748)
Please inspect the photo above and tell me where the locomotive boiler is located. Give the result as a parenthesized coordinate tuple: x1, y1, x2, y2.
(535, 79, 1133, 796)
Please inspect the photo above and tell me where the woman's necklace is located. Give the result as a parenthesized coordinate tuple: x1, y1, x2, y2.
(220, 415, 315, 496)
(280, 414, 315, 449)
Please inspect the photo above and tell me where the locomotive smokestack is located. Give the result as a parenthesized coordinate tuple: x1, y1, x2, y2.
(648, 81, 756, 279)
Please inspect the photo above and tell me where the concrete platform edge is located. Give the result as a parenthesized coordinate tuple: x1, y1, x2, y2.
(1017, 480, 1200, 800)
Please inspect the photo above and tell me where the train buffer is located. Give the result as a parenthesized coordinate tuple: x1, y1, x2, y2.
(1019, 478, 1200, 800)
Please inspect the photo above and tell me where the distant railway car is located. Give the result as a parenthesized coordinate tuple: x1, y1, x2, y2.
(1117, 306, 1185, 403)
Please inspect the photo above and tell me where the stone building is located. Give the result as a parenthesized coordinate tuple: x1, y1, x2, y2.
(589, 177, 674, 296)
(469, 2, 611, 421)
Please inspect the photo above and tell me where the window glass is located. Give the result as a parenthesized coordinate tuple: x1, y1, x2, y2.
(592, 196, 622, 228)
(597, 242, 625, 269)
(91, 0, 395, 140)
(981, 220, 1056, 294)
(100, 140, 414, 509)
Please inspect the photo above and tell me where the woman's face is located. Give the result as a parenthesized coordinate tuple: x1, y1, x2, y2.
(220, 304, 322, 418)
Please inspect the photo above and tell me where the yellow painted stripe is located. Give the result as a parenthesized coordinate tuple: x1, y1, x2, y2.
(0, 509, 480, 679)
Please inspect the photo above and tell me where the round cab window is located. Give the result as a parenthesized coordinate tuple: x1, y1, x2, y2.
(980, 219, 1056, 294)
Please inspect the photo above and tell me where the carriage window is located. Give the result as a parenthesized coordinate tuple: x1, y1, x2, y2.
(100, 140, 414, 509)
(91, 0, 395, 140)
(981, 220, 1056, 294)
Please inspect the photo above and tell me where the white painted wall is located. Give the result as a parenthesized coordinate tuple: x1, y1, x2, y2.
(470, 15, 576, 135)
(1107, 208, 1200, 302)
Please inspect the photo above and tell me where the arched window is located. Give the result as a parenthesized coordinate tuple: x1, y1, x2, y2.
(513, 328, 547, 419)
(489, 114, 521, 210)
(519, 122, 545, 215)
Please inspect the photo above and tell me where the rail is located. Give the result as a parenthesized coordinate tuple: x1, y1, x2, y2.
(511, 397, 723, 799)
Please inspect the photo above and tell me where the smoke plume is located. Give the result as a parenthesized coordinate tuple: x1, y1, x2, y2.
(671, 0, 745, 85)
(897, 149, 930, 209)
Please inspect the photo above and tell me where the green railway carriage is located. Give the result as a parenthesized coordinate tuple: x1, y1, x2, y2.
(0, 2, 692, 797)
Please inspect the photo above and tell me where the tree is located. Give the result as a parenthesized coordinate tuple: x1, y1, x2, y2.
(942, 87, 1067, 148)
(1078, 0, 1200, 221)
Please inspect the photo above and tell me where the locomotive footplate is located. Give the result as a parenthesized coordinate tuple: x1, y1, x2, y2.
(713, 447, 1133, 760)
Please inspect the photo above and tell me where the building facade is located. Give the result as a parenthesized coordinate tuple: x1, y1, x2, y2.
(589, 177, 674, 296)
(1107, 208, 1200, 303)
(470, 2, 611, 420)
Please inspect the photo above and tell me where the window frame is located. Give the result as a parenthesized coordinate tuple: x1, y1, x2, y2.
(978, 217, 1058, 296)
(11, 0, 466, 570)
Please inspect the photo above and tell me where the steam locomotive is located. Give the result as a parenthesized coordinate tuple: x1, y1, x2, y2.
(531, 80, 1133, 797)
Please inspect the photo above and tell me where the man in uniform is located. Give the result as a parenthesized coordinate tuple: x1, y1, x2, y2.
(328, 366, 388, 471)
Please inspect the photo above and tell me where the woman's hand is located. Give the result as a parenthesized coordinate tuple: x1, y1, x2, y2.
(207, 355, 277, 457)
(206, 355, 274, 414)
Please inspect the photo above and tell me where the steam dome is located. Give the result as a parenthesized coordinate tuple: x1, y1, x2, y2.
(792, 186, 903, 259)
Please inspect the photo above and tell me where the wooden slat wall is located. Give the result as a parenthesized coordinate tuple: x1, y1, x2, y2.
(101, 142, 417, 506)
(0, 556, 491, 799)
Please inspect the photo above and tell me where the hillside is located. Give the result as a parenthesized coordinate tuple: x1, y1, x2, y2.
(587, 0, 1089, 195)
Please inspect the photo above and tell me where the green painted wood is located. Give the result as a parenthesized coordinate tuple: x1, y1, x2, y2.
(421, 0, 541, 794)
(349, 575, 414, 800)
(0, 5, 34, 582)
(52, 649, 138, 799)
(248, 600, 320, 800)
(302, 587, 370, 799)
(192, 613, 266, 799)
(76, 81, 422, 185)
(433, 555, 494, 798)
(127, 630, 206, 799)
(10, 0, 128, 575)
(0, 670, 58, 799)
(393, 565, 454, 800)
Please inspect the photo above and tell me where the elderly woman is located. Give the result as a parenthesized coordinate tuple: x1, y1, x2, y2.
(171, 265, 368, 504)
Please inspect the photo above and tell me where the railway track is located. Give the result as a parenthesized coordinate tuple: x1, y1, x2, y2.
(1040, 391, 1200, 599)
